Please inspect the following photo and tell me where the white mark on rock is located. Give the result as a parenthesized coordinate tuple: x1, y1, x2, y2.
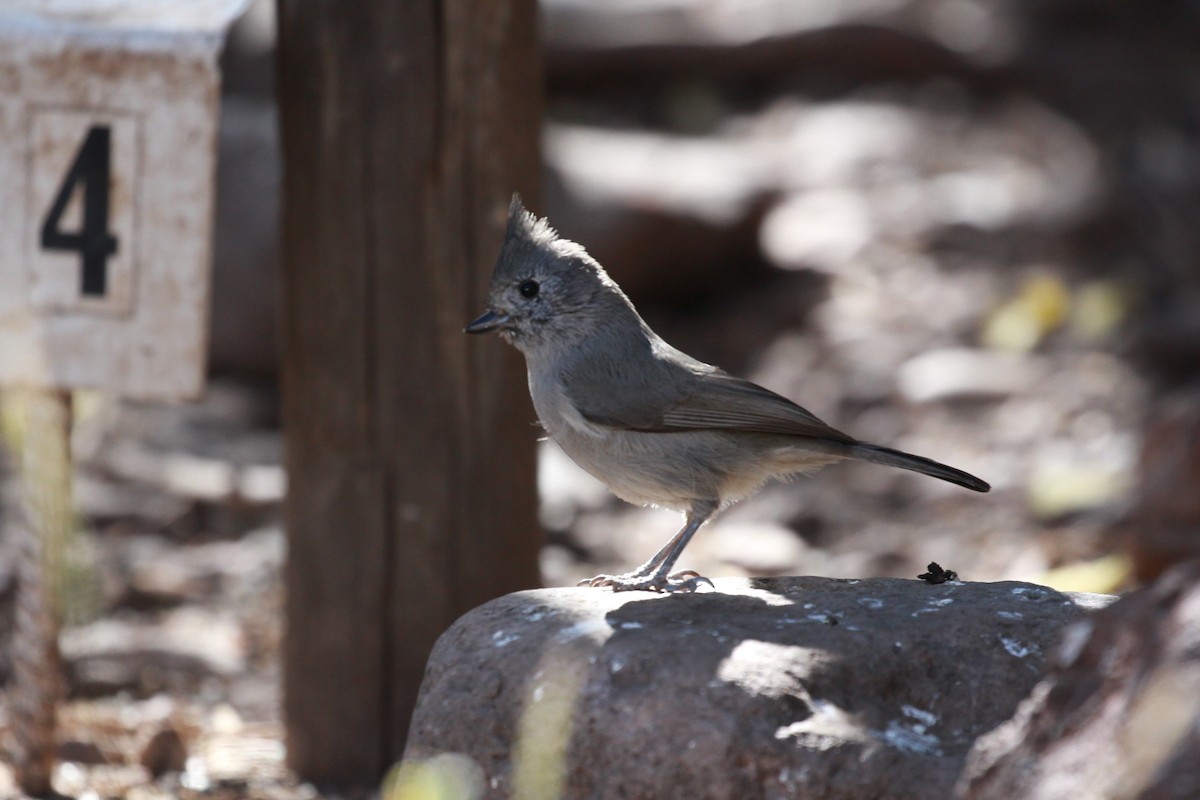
(874, 719, 943, 756)
(610, 658, 624, 674)
(857, 597, 884, 610)
(774, 698, 858, 747)
(775, 724, 801, 740)
(492, 630, 518, 648)
(912, 597, 956, 617)
(522, 604, 552, 621)
(1011, 586, 1048, 601)
(1001, 636, 1037, 658)
(718, 640, 809, 690)
(616, 620, 644, 630)
(556, 618, 613, 643)
(810, 697, 837, 714)
(996, 610, 1024, 620)
(901, 705, 938, 728)
(531, 685, 545, 702)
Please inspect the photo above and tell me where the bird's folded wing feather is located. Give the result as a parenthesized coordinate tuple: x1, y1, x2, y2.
(575, 367, 854, 443)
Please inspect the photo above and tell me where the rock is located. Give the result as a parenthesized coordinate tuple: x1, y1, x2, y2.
(58, 739, 108, 765)
(62, 609, 244, 698)
(896, 348, 1047, 405)
(543, 128, 768, 305)
(959, 563, 1200, 800)
(1124, 392, 1200, 580)
(705, 521, 808, 575)
(403, 577, 1111, 800)
(140, 726, 189, 777)
(541, 0, 1020, 74)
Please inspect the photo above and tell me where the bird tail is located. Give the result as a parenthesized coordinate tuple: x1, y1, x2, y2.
(847, 443, 990, 492)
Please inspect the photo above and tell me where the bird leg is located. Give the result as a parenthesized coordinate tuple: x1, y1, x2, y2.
(579, 509, 713, 593)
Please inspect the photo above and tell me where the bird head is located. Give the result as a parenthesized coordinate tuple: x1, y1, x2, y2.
(466, 196, 632, 356)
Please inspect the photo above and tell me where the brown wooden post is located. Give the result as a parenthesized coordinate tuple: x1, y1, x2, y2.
(275, 0, 541, 784)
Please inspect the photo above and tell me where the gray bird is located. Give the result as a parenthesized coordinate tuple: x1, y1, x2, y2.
(467, 197, 990, 593)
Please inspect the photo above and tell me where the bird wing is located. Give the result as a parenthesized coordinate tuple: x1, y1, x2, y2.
(567, 345, 853, 443)
(651, 371, 853, 441)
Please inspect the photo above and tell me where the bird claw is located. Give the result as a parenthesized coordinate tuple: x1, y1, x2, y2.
(577, 569, 714, 594)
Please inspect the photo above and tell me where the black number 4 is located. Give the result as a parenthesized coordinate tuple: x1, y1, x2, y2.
(40, 125, 119, 297)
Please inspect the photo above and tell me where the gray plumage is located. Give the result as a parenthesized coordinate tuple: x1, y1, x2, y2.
(467, 197, 989, 592)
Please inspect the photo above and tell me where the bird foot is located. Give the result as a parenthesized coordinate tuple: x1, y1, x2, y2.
(578, 569, 713, 593)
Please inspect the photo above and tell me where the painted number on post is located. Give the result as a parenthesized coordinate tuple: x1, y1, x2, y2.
(0, 2, 245, 400)
(39, 125, 118, 297)
(28, 110, 137, 315)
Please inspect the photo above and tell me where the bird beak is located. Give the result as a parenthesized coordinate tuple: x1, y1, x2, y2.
(465, 309, 510, 334)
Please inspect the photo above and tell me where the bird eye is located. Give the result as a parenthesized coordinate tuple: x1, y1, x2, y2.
(519, 279, 540, 298)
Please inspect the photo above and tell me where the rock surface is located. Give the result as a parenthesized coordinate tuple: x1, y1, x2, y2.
(960, 564, 1200, 800)
(403, 577, 1111, 799)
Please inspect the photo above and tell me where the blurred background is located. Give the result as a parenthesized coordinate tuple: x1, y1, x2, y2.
(3, 0, 1200, 795)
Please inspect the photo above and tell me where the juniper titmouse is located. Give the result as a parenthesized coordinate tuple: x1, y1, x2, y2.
(467, 197, 990, 593)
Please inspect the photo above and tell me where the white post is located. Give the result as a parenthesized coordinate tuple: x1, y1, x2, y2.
(0, 3, 247, 790)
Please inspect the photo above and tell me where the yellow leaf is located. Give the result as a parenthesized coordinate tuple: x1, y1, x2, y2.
(982, 272, 1070, 352)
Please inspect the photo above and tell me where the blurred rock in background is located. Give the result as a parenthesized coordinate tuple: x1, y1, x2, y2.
(1123, 391, 1200, 582)
(960, 562, 1200, 800)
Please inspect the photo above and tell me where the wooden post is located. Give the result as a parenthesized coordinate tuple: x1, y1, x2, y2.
(6, 390, 74, 796)
(276, 0, 541, 783)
